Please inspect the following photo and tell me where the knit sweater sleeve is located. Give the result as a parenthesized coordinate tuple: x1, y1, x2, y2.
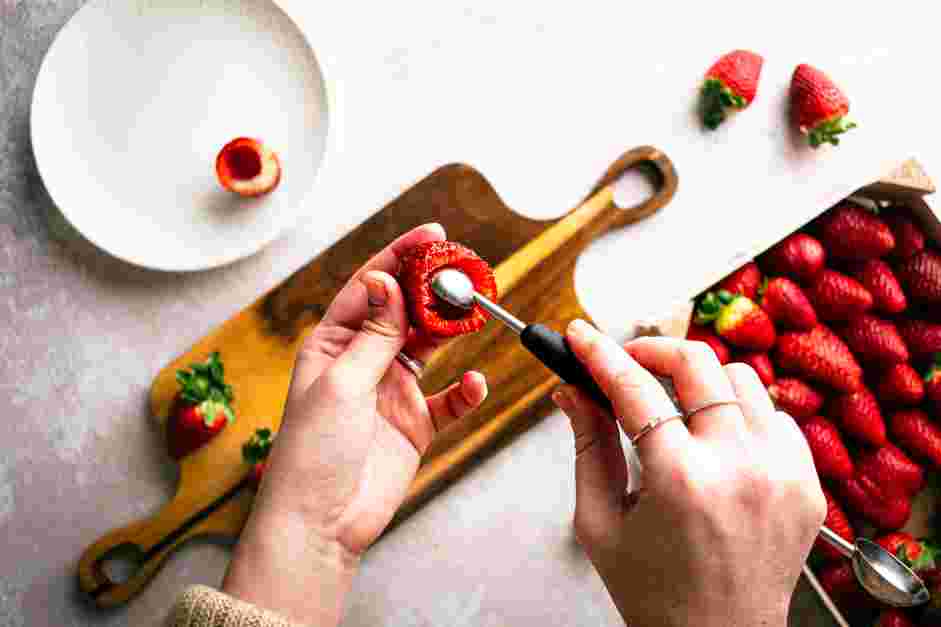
(169, 585, 307, 627)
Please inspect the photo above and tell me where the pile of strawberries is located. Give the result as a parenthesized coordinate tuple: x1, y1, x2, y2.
(690, 200, 941, 625)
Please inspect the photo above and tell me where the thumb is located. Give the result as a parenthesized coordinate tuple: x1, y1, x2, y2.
(329, 270, 410, 391)
(554, 385, 629, 546)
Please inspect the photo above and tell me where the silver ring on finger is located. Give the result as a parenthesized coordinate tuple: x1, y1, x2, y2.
(395, 351, 425, 379)
(628, 412, 685, 446)
(684, 398, 740, 419)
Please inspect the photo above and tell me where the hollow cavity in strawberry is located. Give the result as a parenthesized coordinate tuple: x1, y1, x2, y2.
(399, 241, 497, 338)
(216, 137, 281, 197)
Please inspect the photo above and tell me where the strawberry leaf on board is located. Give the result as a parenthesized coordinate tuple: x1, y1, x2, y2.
(242, 428, 275, 464)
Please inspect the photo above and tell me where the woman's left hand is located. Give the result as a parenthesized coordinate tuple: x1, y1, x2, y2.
(223, 223, 488, 626)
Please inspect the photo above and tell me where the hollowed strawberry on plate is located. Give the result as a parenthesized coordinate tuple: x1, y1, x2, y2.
(215, 137, 281, 197)
(398, 241, 497, 338)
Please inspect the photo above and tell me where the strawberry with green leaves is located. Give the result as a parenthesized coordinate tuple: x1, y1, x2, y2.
(695, 290, 776, 352)
(168, 352, 235, 459)
(242, 428, 275, 486)
(790, 64, 857, 148)
(700, 50, 764, 130)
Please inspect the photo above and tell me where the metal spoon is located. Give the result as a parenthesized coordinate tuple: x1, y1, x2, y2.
(434, 268, 931, 608)
(818, 526, 929, 607)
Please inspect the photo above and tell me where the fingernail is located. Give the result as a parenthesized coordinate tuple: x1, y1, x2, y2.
(553, 388, 571, 410)
(363, 274, 388, 307)
(567, 319, 590, 341)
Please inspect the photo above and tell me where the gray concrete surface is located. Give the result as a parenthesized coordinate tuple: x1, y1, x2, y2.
(0, 3, 837, 626)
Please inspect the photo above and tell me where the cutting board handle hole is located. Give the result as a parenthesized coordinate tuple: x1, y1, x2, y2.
(612, 161, 661, 210)
(97, 542, 145, 585)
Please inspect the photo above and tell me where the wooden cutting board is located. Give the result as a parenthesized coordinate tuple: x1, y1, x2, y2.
(77, 146, 679, 607)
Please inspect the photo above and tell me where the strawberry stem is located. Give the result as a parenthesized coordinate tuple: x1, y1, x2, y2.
(695, 292, 723, 324)
(700, 78, 746, 130)
(243, 428, 274, 465)
(807, 116, 857, 148)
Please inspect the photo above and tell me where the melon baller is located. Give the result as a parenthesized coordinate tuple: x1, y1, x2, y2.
(431, 267, 930, 609)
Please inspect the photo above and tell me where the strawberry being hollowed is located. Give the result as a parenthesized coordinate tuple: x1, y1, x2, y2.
(884, 211, 926, 262)
(167, 352, 235, 460)
(876, 533, 937, 577)
(695, 291, 776, 351)
(850, 259, 907, 315)
(859, 444, 925, 498)
(686, 324, 731, 365)
(216, 137, 281, 197)
(817, 202, 896, 261)
(828, 386, 886, 447)
(775, 325, 863, 392)
(891, 409, 941, 470)
(837, 472, 912, 530)
(800, 415, 854, 480)
(760, 277, 817, 331)
(814, 487, 855, 563)
(806, 269, 874, 322)
(898, 320, 941, 360)
(242, 428, 275, 486)
(790, 63, 857, 148)
(874, 609, 915, 627)
(399, 241, 497, 338)
(839, 313, 910, 367)
(717, 262, 762, 300)
(895, 249, 941, 305)
(925, 354, 941, 411)
(735, 351, 775, 386)
(768, 378, 824, 420)
(759, 233, 826, 283)
(878, 363, 925, 406)
(700, 50, 764, 130)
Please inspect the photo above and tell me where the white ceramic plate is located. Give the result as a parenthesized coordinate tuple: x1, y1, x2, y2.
(32, 0, 328, 271)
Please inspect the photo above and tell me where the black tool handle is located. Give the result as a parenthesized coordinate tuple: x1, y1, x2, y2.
(520, 323, 613, 415)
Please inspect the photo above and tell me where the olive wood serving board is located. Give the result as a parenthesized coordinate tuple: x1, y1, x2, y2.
(78, 146, 679, 607)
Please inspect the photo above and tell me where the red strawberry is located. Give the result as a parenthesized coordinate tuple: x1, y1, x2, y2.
(817, 202, 896, 261)
(759, 233, 826, 283)
(817, 561, 876, 611)
(399, 241, 497, 338)
(215, 137, 281, 197)
(829, 387, 886, 447)
(775, 325, 864, 392)
(878, 363, 925, 406)
(850, 259, 907, 315)
(839, 314, 910, 367)
(768, 378, 824, 420)
(695, 291, 776, 351)
(884, 211, 926, 261)
(837, 473, 912, 530)
(242, 428, 274, 486)
(898, 320, 941, 360)
(167, 352, 235, 460)
(686, 324, 731, 365)
(891, 409, 941, 469)
(717, 262, 762, 300)
(896, 249, 941, 305)
(790, 64, 857, 148)
(735, 351, 775, 386)
(925, 354, 941, 411)
(700, 50, 764, 130)
(858, 445, 925, 498)
(874, 609, 915, 627)
(876, 532, 937, 576)
(806, 270, 874, 322)
(800, 416, 854, 480)
(814, 487, 855, 562)
(760, 277, 817, 330)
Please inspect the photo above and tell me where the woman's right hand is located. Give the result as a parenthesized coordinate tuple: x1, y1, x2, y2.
(553, 320, 826, 627)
